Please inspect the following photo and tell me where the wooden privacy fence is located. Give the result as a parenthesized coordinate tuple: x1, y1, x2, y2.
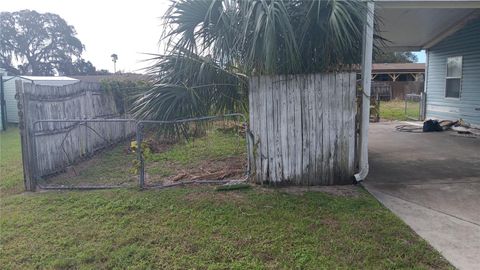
(248, 72, 357, 185)
(16, 81, 135, 190)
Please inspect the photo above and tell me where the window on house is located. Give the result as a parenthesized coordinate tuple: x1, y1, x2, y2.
(445, 56, 462, 98)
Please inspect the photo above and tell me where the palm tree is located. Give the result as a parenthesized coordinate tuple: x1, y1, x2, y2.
(111, 53, 118, 73)
(132, 0, 379, 121)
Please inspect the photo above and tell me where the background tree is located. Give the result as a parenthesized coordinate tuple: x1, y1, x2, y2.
(0, 10, 84, 75)
(58, 58, 99, 75)
(111, 54, 118, 73)
(95, 69, 112, 75)
(374, 51, 418, 63)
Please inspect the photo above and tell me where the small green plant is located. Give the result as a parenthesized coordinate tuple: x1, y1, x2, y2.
(100, 79, 151, 114)
(215, 183, 251, 191)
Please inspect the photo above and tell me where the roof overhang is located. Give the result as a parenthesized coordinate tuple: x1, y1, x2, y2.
(375, 0, 480, 51)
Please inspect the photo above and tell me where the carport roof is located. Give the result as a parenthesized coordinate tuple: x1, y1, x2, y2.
(375, 0, 480, 50)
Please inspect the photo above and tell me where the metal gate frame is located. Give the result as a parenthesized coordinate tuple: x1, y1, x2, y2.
(28, 114, 250, 190)
(31, 118, 137, 189)
(136, 113, 250, 189)
(405, 93, 425, 121)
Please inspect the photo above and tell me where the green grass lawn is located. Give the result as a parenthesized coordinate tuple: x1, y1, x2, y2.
(0, 127, 452, 269)
(0, 126, 24, 195)
(380, 100, 421, 121)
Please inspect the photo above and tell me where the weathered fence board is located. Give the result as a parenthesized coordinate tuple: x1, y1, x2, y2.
(16, 81, 135, 190)
(249, 72, 356, 185)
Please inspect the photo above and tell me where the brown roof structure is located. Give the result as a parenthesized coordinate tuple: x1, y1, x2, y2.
(372, 63, 425, 73)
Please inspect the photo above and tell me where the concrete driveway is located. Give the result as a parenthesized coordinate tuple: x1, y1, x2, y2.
(364, 122, 480, 270)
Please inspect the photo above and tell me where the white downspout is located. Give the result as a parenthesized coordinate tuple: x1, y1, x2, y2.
(355, 1, 375, 182)
(422, 49, 429, 120)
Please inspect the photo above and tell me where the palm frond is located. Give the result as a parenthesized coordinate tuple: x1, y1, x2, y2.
(135, 0, 379, 122)
(132, 49, 247, 121)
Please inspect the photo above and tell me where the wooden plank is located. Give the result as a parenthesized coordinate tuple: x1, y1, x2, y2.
(255, 76, 262, 182)
(301, 74, 310, 185)
(347, 73, 357, 178)
(295, 76, 305, 184)
(335, 73, 343, 183)
(16, 81, 35, 191)
(259, 76, 269, 183)
(279, 75, 288, 181)
(286, 75, 295, 184)
(314, 73, 324, 185)
(345, 72, 352, 182)
(333, 73, 342, 184)
(25, 83, 40, 187)
(289, 75, 296, 184)
(340, 73, 349, 183)
(321, 74, 330, 185)
(265, 75, 276, 182)
(307, 74, 317, 185)
(273, 75, 283, 182)
(248, 77, 256, 180)
(328, 73, 336, 185)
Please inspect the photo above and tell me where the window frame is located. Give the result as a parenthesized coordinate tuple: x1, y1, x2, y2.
(444, 56, 463, 99)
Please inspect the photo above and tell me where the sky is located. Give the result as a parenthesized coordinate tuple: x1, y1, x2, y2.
(2, 0, 426, 74)
(2, 0, 171, 73)
(414, 51, 426, 63)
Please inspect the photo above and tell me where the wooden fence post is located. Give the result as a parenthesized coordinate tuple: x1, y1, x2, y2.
(16, 81, 36, 191)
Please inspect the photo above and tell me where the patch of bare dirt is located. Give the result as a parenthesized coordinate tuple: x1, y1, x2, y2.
(279, 185, 362, 197)
(146, 156, 247, 186)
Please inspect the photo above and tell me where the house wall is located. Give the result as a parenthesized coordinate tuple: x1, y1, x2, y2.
(426, 19, 480, 125)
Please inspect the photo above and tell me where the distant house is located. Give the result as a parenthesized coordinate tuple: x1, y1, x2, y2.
(371, 63, 425, 100)
(424, 18, 480, 126)
(1, 75, 78, 124)
(372, 63, 425, 82)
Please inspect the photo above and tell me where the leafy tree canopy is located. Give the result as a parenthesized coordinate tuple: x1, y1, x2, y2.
(0, 10, 85, 75)
(58, 58, 101, 76)
(374, 51, 418, 63)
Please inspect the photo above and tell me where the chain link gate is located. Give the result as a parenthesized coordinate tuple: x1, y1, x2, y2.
(31, 119, 138, 189)
(136, 114, 250, 189)
(27, 114, 250, 190)
(404, 93, 424, 121)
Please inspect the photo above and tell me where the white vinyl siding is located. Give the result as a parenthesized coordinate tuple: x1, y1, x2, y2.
(425, 19, 480, 125)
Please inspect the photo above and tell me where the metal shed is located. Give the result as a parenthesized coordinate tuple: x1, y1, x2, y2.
(1, 76, 79, 124)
